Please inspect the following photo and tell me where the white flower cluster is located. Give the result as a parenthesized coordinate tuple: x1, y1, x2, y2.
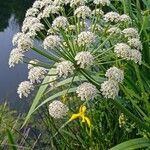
(74, 6, 91, 19)
(127, 38, 142, 50)
(104, 12, 120, 23)
(101, 66, 124, 99)
(120, 14, 131, 23)
(94, 0, 110, 6)
(105, 67, 124, 83)
(9, 48, 24, 68)
(122, 28, 139, 39)
(107, 27, 122, 35)
(17, 81, 34, 98)
(52, 16, 69, 30)
(75, 51, 94, 68)
(77, 31, 96, 46)
(101, 80, 119, 99)
(114, 42, 142, 64)
(28, 67, 48, 83)
(92, 9, 104, 16)
(48, 100, 69, 118)
(42, 5, 60, 18)
(56, 61, 75, 78)
(43, 35, 61, 50)
(69, 0, 87, 7)
(25, 8, 39, 17)
(76, 82, 97, 100)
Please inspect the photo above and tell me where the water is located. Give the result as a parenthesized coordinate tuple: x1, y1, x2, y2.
(0, 0, 34, 111)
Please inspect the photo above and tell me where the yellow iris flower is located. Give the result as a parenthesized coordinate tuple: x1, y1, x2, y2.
(68, 105, 91, 128)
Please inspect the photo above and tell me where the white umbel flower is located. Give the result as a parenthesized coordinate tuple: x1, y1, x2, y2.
(76, 82, 97, 101)
(9, 48, 24, 67)
(105, 67, 124, 83)
(17, 81, 34, 98)
(12, 32, 24, 46)
(28, 67, 47, 83)
(130, 49, 142, 65)
(122, 28, 139, 39)
(94, 0, 110, 6)
(101, 80, 119, 99)
(29, 22, 45, 37)
(70, 0, 87, 7)
(32, 1, 44, 9)
(107, 27, 122, 35)
(17, 34, 33, 51)
(104, 12, 120, 23)
(43, 35, 61, 50)
(75, 51, 94, 68)
(42, 5, 60, 18)
(128, 38, 142, 50)
(119, 14, 131, 22)
(114, 43, 131, 59)
(52, 16, 69, 30)
(25, 8, 39, 17)
(56, 61, 75, 78)
(74, 6, 91, 19)
(48, 100, 69, 119)
(92, 9, 104, 16)
(77, 31, 96, 46)
(22, 17, 40, 33)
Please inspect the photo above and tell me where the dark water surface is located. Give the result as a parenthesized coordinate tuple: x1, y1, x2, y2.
(0, 0, 34, 111)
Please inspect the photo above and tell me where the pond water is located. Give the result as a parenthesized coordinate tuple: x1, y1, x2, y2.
(0, 0, 34, 111)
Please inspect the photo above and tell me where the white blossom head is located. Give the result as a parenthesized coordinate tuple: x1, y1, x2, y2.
(122, 28, 139, 39)
(128, 38, 142, 50)
(101, 80, 119, 99)
(75, 51, 94, 68)
(77, 31, 96, 46)
(29, 22, 45, 37)
(22, 17, 40, 33)
(17, 34, 33, 51)
(42, 5, 60, 18)
(74, 6, 91, 19)
(114, 43, 131, 59)
(9, 48, 24, 67)
(52, 16, 69, 30)
(94, 0, 110, 6)
(12, 32, 24, 46)
(56, 61, 75, 78)
(28, 67, 47, 83)
(104, 12, 120, 23)
(92, 9, 104, 16)
(48, 100, 69, 119)
(17, 81, 34, 98)
(32, 1, 44, 9)
(70, 0, 87, 7)
(25, 8, 39, 17)
(105, 67, 124, 83)
(76, 82, 97, 101)
(119, 14, 131, 22)
(107, 27, 122, 35)
(43, 35, 61, 50)
(130, 49, 142, 65)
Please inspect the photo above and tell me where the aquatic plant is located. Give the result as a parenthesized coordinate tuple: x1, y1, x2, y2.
(8, 0, 150, 149)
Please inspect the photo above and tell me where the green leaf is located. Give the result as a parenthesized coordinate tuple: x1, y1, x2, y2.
(6, 129, 17, 150)
(110, 138, 150, 150)
(22, 69, 54, 127)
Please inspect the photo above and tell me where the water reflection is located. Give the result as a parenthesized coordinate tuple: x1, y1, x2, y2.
(0, 0, 34, 111)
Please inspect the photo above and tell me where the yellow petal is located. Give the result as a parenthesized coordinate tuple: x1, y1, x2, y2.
(84, 117, 91, 127)
(80, 105, 86, 114)
(69, 113, 80, 122)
